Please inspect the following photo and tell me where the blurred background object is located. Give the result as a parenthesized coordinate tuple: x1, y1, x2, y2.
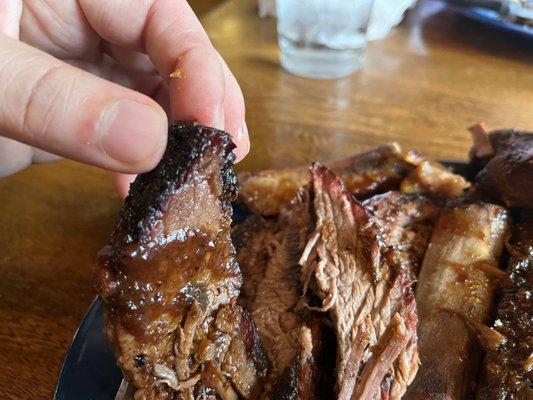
(368, 0, 418, 39)
(189, 0, 226, 16)
(277, 0, 375, 78)
(443, 0, 533, 38)
(259, 0, 417, 40)
(259, 0, 277, 17)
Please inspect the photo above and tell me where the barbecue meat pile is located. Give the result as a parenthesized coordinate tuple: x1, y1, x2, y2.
(97, 123, 532, 400)
(95, 123, 267, 400)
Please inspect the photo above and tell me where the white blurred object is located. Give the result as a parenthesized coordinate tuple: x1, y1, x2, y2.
(258, 0, 417, 41)
(276, 0, 374, 78)
(259, 0, 276, 17)
(367, 0, 417, 40)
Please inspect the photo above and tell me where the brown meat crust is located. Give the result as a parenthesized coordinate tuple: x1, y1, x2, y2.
(364, 191, 440, 278)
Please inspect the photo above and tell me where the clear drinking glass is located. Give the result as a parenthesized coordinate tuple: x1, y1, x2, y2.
(276, 0, 375, 79)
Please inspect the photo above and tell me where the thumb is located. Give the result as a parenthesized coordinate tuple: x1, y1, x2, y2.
(0, 33, 168, 174)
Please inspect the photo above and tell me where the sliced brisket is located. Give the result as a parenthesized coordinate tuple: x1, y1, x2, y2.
(400, 157, 470, 199)
(232, 215, 281, 310)
(95, 123, 267, 400)
(299, 164, 419, 400)
(364, 192, 440, 278)
(238, 143, 412, 216)
(250, 189, 314, 393)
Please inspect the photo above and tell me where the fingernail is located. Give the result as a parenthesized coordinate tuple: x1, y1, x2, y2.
(213, 109, 225, 130)
(234, 121, 250, 162)
(99, 100, 167, 165)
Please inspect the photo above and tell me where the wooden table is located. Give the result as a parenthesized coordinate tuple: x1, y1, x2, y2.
(0, 0, 531, 398)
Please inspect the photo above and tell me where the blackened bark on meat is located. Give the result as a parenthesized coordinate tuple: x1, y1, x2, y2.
(470, 129, 533, 208)
(405, 204, 509, 400)
(299, 164, 419, 400)
(476, 211, 533, 400)
(238, 143, 412, 216)
(94, 123, 266, 400)
(117, 122, 237, 245)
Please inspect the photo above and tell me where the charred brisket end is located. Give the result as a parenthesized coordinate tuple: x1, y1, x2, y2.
(95, 123, 266, 400)
(471, 129, 533, 208)
(405, 204, 509, 400)
(300, 164, 419, 400)
(476, 211, 533, 400)
(116, 122, 237, 244)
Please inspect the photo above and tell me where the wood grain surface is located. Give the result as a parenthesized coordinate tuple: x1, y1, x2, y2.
(0, 0, 531, 398)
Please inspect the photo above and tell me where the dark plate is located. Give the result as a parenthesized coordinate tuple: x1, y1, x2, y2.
(54, 161, 468, 400)
(448, 5, 533, 40)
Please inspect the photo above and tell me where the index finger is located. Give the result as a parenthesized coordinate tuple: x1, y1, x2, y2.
(79, 0, 249, 161)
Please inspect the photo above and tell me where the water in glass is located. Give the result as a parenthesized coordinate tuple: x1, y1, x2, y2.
(277, 0, 374, 79)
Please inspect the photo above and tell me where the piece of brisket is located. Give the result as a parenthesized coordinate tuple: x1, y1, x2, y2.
(470, 128, 533, 208)
(400, 158, 470, 199)
(299, 164, 419, 400)
(405, 203, 509, 400)
(248, 189, 315, 396)
(476, 211, 533, 400)
(363, 192, 440, 278)
(231, 216, 281, 310)
(95, 123, 267, 400)
(238, 143, 412, 216)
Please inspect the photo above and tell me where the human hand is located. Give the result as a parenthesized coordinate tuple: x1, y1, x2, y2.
(0, 0, 250, 197)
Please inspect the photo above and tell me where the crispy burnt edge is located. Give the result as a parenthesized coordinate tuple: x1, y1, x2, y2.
(116, 121, 237, 245)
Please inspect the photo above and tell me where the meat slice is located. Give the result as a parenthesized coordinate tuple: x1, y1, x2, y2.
(399, 156, 470, 199)
(405, 203, 509, 400)
(364, 192, 440, 277)
(232, 216, 281, 310)
(94, 123, 267, 400)
(267, 317, 335, 400)
(469, 127, 533, 208)
(238, 143, 412, 216)
(234, 191, 336, 399)
(249, 189, 314, 392)
(476, 211, 533, 400)
(299, 164, 419, 400)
